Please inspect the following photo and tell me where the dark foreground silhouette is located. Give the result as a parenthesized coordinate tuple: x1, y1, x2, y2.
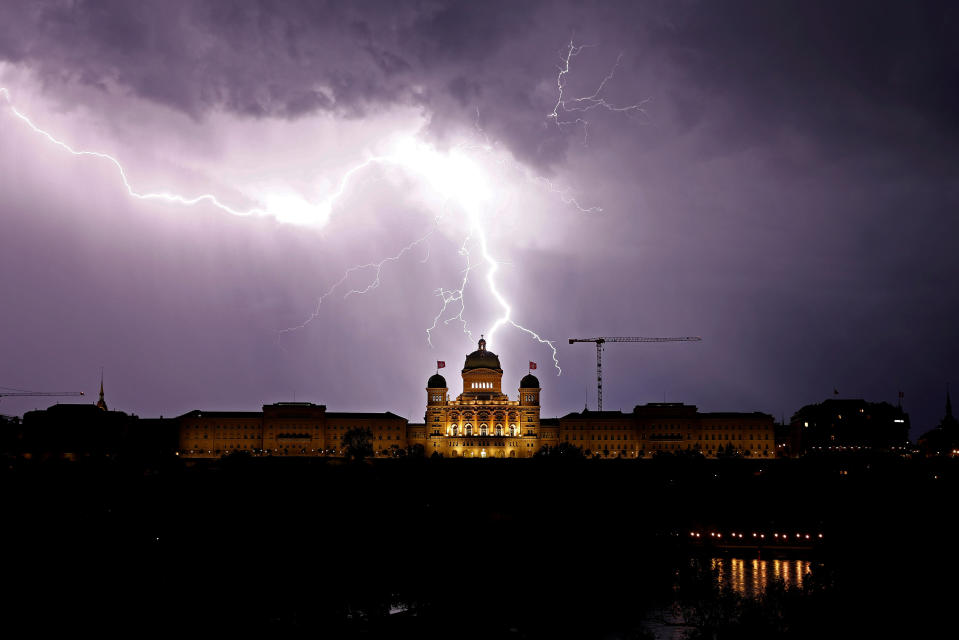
(4, 454, 955, 637)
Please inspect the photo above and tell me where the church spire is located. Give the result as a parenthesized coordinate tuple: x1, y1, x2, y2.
(96, 369, 108, 411)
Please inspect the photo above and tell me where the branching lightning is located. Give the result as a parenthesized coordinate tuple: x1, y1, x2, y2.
(427, 231, 476, 345)
(547, 40, 650, 146)
(277, 223, 440, 339)
(1, 87, 271, 218)
(477, 217, 562, 374)
(4, 42, 636, 379)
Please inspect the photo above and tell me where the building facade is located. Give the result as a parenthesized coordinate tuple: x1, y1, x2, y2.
(177, 403, 407, 458)
(172, 338, 774, 459)
(407, 337, 548, 458)
(559, 404, 775, 458)
(789, 398, 910, 455)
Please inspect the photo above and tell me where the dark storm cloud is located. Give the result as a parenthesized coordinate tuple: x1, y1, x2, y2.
(2, 1, 407, 117)
(655, 1, 959, 155)
(3, 1, 957, 161)
(0, 1, 525, 117)
(0, 0, 564, 166)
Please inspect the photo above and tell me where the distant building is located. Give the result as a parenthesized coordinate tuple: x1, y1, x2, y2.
(917, 391, 959, 456)
(2, 340, 777, 461)
(774, 420, 799, 458)
(10, 405, 171, 460)
(412, 339, 775, 459)
(177, 403, 406, 458)
(559, 409, 636, 458)
(408, 337, 548, 458)
(560, 404, 775, 458)
(1, 381, 175, 460)
(790, 398, 910, 455)
(174, 337, 776, 460)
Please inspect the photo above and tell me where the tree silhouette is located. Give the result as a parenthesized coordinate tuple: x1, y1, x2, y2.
(534, 442, 585, 459)
(342, 427, 373, 462)
(408, 443, 425, 458)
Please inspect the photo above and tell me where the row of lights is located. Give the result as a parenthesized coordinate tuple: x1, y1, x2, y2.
(807, 445, 916, 453)
(179, 448, 427, 456)
(690, 531, 824, 541)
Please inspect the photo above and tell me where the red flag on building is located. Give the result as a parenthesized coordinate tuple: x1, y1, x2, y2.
(437, 361, 446, 369)
(529, 361, 537, 370)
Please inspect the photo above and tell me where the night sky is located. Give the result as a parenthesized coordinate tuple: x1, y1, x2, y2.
(1, 1, 956, 438)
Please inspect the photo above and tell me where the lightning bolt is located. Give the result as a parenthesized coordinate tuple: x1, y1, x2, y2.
(427, 230, 476, 345)
(479, 224, 562, 375)
(547, 40, 650, 146)
(0, 86, 405, 226)
(3, 68, 611, 377)
(1, 87, 272, 218)
(277, 224, 439, 340)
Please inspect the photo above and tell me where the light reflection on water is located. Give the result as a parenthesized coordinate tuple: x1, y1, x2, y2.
(710, 557, 813, 598)
(645, 558, 820, 640)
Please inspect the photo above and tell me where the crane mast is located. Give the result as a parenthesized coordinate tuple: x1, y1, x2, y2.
(568, 336, 702, 411)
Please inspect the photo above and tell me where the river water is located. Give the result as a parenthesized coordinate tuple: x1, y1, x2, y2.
(642, 556, 818, 639)
(710, 556, 814, 598)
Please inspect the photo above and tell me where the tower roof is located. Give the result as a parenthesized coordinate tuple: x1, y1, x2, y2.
(520, 373, 540, 388)
(463, 336, 502, 372)
(428, 373, 447, 388)
(96, 370, 108, 411)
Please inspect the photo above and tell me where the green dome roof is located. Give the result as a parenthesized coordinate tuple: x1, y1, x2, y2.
(463, 337, 502, 372)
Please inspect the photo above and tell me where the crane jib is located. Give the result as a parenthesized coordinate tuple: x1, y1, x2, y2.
(566, 336, 702, 411)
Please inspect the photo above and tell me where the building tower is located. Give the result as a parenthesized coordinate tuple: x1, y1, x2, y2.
(96, 370, 108, 411)
(461, 336, 506, 400)
(426, 371, 448, 437)
(518, 371, 541, 438)
(413, 336, 543, 457)
(519, 372, 540, 407)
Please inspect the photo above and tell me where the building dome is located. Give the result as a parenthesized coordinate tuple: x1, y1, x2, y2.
(520, 373, 540, 388)
(428, 373, 447, 388)
(463, 336, 502, 372)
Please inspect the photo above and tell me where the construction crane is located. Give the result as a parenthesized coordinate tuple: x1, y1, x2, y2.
(0, 390, 84, 402)
(568, 337, 702, 411)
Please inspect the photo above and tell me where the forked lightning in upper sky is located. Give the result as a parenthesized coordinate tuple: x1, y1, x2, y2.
(1, 42, 643, 377)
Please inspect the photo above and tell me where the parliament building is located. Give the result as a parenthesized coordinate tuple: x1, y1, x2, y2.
(176, 338, 775, 459)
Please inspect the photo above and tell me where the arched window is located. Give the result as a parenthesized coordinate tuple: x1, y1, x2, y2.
(450, 425, 458, 436)
(509, 424, 517, 436)
(465, 424, 473, 436)
(495, 424, 503, 436)
(480, 424, 488, 436)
